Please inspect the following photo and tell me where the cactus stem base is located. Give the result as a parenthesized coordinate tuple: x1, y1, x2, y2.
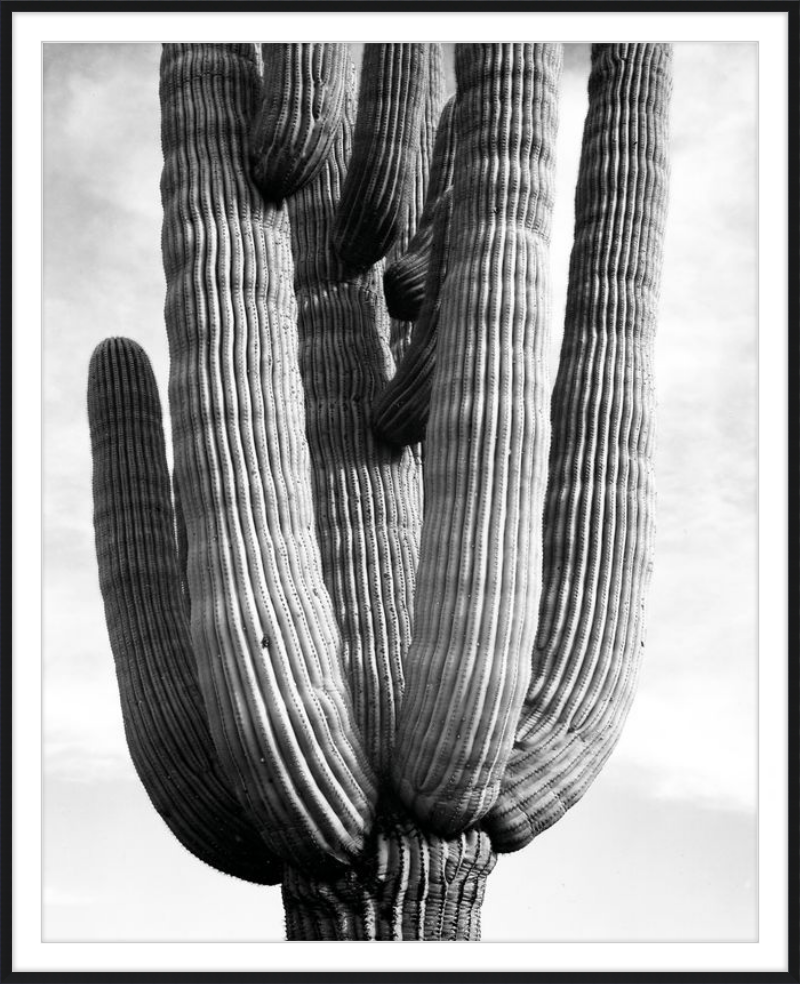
(281, 808, 496, 940)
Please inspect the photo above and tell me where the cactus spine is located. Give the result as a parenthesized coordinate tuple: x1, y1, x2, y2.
(88, 41, 671, 940)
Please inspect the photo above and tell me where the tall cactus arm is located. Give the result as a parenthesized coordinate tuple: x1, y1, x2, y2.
(160, 42, 376, 869)
(390, 44, 563, 836)
(332, 44, 429, 269)
(250, 43, 348, 201)
(485, 43, 672, 853)
(385, 43, 446, 362)
(88, 338, 281, 885)
(383, 93, 457, 324)
(286, 55, 421, 776)
(373, 187, 454, 448)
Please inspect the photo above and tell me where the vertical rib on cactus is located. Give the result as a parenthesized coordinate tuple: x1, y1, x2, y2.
(373, 187, 454, 447)
(159, 42, 376, 869)
(88, 337, 280, 885)
(384, 93, 457, 324)
(286, 57, 421, 775)
(485, 43, 672, 853)
(384, 43, 446, 363)
(390, 44, 563, 835)
(332, 44, 428, 269)
(282, 807, 496, 939)
(250, 43, 348, 201)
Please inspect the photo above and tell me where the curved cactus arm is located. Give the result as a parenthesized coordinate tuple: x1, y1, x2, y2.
(333, 44, 429, 269)
(250, 43, 348, 201)
(373, 187, 454, 448)
(383, 93, 457, 324)
(160, 42, 376, 869)
(88, 338, 281, 885)
(385, 43, 446, 362)
(390, 44, 563, 836)
(485, 43, 672, 853)
(286, 55, 421, 776)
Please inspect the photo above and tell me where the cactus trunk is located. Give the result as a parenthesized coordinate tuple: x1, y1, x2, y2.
(282, 808, 495, 940)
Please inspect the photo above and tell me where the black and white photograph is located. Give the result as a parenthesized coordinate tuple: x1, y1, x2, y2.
(6, 3, 795, 979)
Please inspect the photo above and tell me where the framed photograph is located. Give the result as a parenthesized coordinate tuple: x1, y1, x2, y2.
(5, 1, 796, 980)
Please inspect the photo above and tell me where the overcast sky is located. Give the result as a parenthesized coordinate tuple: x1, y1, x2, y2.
(42, 41, 757, 943)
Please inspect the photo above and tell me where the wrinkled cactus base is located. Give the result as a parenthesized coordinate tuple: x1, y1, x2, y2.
(282, 809, 496, 940)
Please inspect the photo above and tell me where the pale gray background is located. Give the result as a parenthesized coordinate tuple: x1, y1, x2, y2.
(43, 42, 757, 942)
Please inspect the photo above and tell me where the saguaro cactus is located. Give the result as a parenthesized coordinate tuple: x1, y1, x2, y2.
(88, 41, 671, 940)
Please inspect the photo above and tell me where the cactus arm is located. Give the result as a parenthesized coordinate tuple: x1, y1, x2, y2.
(390, 44, 563, 835)
(286, 55, 421, 775)
(160, 43, 376, 869)
(333, 44, 429, 269)
(172, 470, 190, 615)
(486, 43, 672, 853)
(383, 93, 457, 324)
(373, 187, 454, 448)
(88, 337, 281, 885)
(384, 43, 446, 361)
(250, 43, 348, 201)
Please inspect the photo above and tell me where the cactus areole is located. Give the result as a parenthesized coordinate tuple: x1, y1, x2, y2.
(88, 42, 671, 941)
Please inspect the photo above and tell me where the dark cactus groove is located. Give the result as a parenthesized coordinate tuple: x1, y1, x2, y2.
(88, 41, 672, 940)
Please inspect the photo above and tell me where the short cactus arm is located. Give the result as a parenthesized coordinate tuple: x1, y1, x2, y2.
(250, 43, 348, 201)
(486, 43, 672, 853)
(383, 93, 457, 324)
(285, 55, 422, 776)
(88, 337, 280, 885)
(333, 44, 429, 269)
(390, 44, 563, 836)
(373, 186, 454, 447)
(160, 42, 376, 869)
(384, 43, 446, 360)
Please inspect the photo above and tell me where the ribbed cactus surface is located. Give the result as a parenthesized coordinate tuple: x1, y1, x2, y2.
(89, 41, 672, 941)
(333, 44, 429, 269)
(383, 93, 457, 324)
(88, 338, 280, 885)
(373, 187, 454, 447)
(385, 43, 446, 363)
(286, 57, 421, 776)
(486, 42, 672, 852)
(390, 43, 563, 835)
(250, 43, 348, 200)
(282, 807, 495, 939)
(160, 42, 375, 869)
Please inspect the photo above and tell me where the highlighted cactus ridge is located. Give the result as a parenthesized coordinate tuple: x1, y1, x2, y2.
(333, 44, 429, 269)
(88, 338, 280, 885)
(251, 43, 348, 201)
(486, 43, 673, 853)
(160, 43, 376, 869)
(384, 93, 457, 325)
(390, 44, 563, 835)
(286, 58, 422, 776)
(373, 187, 454, 448)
